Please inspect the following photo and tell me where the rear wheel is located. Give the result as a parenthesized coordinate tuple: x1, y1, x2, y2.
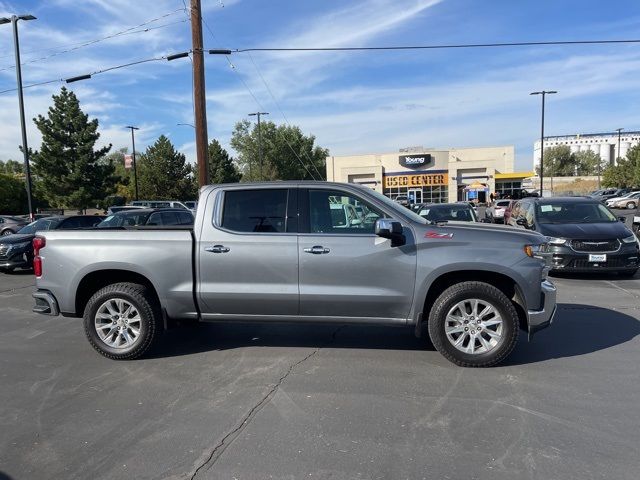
(428, 281, 519, 367)
(83, 282, 162, 360)
(626, 202, 637, 209)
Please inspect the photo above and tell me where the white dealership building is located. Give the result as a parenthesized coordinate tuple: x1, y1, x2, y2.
(533, 130, 640, 169)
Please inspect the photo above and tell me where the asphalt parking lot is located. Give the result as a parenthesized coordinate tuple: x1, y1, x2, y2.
(1, 265, 639, 480)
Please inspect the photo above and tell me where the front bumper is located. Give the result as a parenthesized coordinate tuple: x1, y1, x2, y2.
(33, 290, 60, 316)
(527, 279, 556, 337)
(549, 248, 639, 272)
(0, 248, 31, 269)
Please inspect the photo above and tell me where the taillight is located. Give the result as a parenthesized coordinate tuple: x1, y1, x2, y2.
(33, 236, 45, 277)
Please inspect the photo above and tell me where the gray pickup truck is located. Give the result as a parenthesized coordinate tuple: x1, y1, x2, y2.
(32, 182, 556, 367)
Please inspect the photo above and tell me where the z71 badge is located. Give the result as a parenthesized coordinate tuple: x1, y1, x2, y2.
(425, 231, 454, 239)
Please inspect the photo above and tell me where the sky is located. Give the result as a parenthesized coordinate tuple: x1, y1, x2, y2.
(1, 0, 640, 172)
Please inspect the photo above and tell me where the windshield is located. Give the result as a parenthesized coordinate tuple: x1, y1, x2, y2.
(536, 202, 617, 224)
(98, 211, 150, 228)
(18, 218, 62, 234)
(419, 205, 477, 222)
(365, 188, 427, 223)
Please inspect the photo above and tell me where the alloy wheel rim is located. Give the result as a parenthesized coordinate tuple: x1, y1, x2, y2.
(94, 298, 142, 349)
(444, 298, 503, 355)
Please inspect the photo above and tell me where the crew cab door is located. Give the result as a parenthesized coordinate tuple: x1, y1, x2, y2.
(298, 187, 417, 321)
(197, 187, 299, 318)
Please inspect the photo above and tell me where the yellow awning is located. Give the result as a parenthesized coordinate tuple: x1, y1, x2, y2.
(494, 171, 535, 180)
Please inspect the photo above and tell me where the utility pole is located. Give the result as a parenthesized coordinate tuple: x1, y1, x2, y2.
(615, 128, 624, 163)
(191, 0, 209, 187)
(530, 90, 557, 197)
(125, 126, 139, 200)
(248, 112, 269, 180)
(1, 14, 37, 220)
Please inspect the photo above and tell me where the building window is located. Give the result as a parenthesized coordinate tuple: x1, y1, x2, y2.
(495, 181, 523, 199)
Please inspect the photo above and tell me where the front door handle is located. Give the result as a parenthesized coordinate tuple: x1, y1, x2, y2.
(205, 245, 230, 253)
(304, 245, 330, 254)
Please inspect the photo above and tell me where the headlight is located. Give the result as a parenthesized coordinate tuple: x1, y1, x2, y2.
(622, 235, 638, 244)
(524, 243, 548, 258)
(547, 237, 567, 245)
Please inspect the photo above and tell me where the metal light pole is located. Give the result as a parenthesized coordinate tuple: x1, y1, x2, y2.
(125, 126, 139, 200)
(615, 128, 624, 163)
(530, 90, 557, 196)
(248, 112, 269, 180)
(1, 14, 37, 220)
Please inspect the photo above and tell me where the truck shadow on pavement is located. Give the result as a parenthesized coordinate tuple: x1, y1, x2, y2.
(506, 303, 640, 365)
(149, 303, 640, 365)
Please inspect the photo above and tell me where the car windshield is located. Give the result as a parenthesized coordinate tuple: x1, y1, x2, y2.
(419, 205, 476, 222)
(18, 218, 62, 234)
(536, 202, 617, 224)
(98, 211, 150, 228)
(495, 201, 511, 207)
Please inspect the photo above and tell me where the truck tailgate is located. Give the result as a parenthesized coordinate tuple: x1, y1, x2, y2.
(36, 229, 196, 318)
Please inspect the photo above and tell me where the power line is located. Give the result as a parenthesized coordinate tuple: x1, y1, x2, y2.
(200, 16, 319, 180)
(0, 8, 187, 68)
(235, 38, 640, 53)
(245, 51, 325, 180)
(0, 54, 179, 94)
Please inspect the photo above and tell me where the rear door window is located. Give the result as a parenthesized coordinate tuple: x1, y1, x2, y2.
(221, 189, 289, 233)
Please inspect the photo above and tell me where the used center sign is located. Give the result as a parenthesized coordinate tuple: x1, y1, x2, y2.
(399, 154, 433, 169)
(384, 173, 448, 188)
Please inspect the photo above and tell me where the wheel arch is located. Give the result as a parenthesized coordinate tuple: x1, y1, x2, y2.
(75, 269, 161, 318)
(417, 270, 528, 336)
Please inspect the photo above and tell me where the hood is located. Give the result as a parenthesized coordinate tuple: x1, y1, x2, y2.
(416, 221, 545, 245)
(537, 221, 632, 240)
(0, 233, 35, 245)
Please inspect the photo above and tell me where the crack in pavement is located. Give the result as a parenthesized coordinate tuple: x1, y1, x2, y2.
(187, 326, 345, 480)
(0, 284, 35, 294)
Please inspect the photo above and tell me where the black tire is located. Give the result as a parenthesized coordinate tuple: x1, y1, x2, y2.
(619, 269, 638, 278)
(427, 281, 519, 367)
(83, 282, 162, 360)
(1, 229, 14, 236)
(626, 202, 636, 210)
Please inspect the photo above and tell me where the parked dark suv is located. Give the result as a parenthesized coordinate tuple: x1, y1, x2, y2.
(508, 197, 639, 275)
(0, 215, 104, 272)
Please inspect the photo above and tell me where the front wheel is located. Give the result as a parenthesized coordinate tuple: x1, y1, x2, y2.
(83, 282, 162, 360)
(1, 229, 14, 236)
(428, 281, 519, 367)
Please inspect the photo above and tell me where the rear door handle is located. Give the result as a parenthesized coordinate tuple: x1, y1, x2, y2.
(205, 245, 230, 253)
(304, 245, 330, 254)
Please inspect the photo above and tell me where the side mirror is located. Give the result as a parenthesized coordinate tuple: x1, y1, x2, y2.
(618, 216, 627, 223)
(375, 218, 405, 247)
(516, 218, 528, 227)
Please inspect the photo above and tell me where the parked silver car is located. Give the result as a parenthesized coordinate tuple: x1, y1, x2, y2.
(0, 215, 29, 236)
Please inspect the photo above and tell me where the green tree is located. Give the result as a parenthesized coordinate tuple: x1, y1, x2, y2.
(602, 144, 640, 188)
(30, 87, 117, 209)
(206, 139, 242, 184)
(137, 135, 196, 200)
(231, 120, 327, 181)
(573, 149, 604, 176)
(0, 173, 28, 214)
(0, 159, 23, 175)
(537, 145, 576, 177)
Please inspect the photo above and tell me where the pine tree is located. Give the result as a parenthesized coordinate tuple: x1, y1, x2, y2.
(207, 139, 242, 184)
(137, 135, 196, 200)
(30, 87, 117, 209)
